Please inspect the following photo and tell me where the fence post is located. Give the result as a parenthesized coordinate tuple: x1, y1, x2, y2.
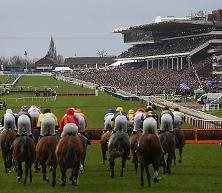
(194, 128, 198, 143)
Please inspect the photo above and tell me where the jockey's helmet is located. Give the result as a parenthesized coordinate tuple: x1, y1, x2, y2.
(146, 106, 153, 112)
(128, 109, 134, 114)
(75, 108, 82, 113)
(162, 105, 169, 111)
(66, 108, 74, 115)
(107, 108, 115, 113)
(174, 107, 180, 111)
(137, 108, 145, 113)
(21, 105, 29, 112)
(6, 109, 13, 114)
(116, 106, 123, 112)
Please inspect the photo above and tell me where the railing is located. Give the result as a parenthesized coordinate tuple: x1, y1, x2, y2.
(86, 128, 222, 144)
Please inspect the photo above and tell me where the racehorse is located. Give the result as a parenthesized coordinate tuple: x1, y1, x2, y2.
(36, 136, 58, 187)
(159, 131, 176, 175)
(12, 136, 35, 184)
(137, 133, 162, 187)
(78, 133, 88, 172)
(29, 106, 41, 172)
(130, 131, 141, 173)
(174, 128, 185, 164)
(101, 131, 112, 164)
(108, 131, 130, 178)
(0, 129, 16, 173)
(55, 135, 83, 186)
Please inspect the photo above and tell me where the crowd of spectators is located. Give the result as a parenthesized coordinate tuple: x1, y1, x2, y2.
(119, 35, 213, 58)
(62, 58, 214, 96)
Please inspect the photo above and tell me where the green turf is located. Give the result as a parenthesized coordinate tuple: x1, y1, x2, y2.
(0, 144, 222, 193)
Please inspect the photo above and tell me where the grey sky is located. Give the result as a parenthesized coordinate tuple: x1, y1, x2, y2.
(0, 0, 221, 59)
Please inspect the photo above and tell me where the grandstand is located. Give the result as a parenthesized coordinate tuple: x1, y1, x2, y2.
(63, 9, 222, 96)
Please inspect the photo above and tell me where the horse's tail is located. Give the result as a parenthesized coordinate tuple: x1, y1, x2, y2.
(20, 136, 28, 154)
(63, 141, 76, 168)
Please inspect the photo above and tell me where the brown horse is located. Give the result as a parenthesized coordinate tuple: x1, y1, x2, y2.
(174, 128, 185, 164)
(0, 129, 16, 173)
(12, 136, 35, 184)
(108, 131, 130, 178)
(159, 131, 176, 175)
(36, 136, 58, 187)
(137, 133, 162, 187)
(101, 131, 112, 164)
(130, 131, 142, 173)
(56, 135, 83, 186)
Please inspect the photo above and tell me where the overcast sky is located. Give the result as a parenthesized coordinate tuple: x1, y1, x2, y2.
(0, 0, 221, 59)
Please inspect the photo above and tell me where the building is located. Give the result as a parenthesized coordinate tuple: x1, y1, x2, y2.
(64, 57, 115, 71)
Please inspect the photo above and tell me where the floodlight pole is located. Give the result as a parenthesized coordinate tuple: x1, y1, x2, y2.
(24, 50, 28, 71)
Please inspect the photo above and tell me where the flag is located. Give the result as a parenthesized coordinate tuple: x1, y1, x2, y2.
(178, 82, 190, 90)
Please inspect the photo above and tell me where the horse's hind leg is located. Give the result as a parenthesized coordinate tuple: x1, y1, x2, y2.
(51, 159, 57, 187)
(140, 161, 144, 186)
(42, 162, 49, 182)
(145, 164, 151, 187)
(61, 167, 67, 186)
(120, 158, 126, 177)
(101, 143, 107, 164)
(29, 164, 33, 183)
(17, 162, 23, 183)
(179, 148, 183, 163)
(24, 162, 32, 184)
(109, 157, 115, 178)
(71, 165, 79, 186)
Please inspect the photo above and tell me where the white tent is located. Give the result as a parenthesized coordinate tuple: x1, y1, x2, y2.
(109, 60, 136, 67)
(53, 67, 73, 72)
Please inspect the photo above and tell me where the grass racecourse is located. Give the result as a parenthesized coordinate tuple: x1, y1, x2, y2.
(0, 75, 222, 193)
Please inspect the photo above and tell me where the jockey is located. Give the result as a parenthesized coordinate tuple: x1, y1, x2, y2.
(16, 106, 32, 137)
(37, 108, 58, 137)
(112, 106, 128, 133)
(1, 109, 17, 131)
(159, 105, 174, 133)
(28, 105, 41, 119)
(61, 123, 78, 138)
(74, 108, 90, 144)
(142, 106, 158, 135)
(28, 105, 41, 128)
(127, 109, 135, 127)
(173, 107, 184, 129)
(132, 108, 145, 134)
(59, 108, 79, 133)
(104, 108, 115, 131)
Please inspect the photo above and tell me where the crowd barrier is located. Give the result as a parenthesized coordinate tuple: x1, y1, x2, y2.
(86, 128, 222, 144)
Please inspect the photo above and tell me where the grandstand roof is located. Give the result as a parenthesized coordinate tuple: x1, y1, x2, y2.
(114, 20, 214, 33)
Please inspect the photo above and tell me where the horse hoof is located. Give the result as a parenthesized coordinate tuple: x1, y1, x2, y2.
(178, 160, 182, 163)
(17, 177, 22, 183)
(153, 177, 160, 183)
(140, 182, 144, 186)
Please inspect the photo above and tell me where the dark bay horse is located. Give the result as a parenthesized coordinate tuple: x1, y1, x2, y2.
(78, 133, 88, 172)
(101, 131, 112, 164)
(159, 131, 176, 175)
(56, 135, 83, 186)
(174, 128, 185, 164)
(108, 131, 130, 178)
(12, 136, 35, 184)
(0, 129, 16, 173)
(36, 136, 58, 187)
(137, 133, 162, 187)
(130, 131, 142, 173)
